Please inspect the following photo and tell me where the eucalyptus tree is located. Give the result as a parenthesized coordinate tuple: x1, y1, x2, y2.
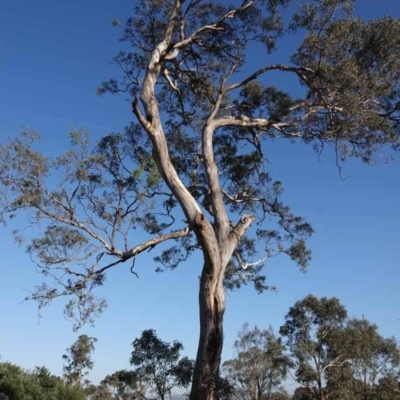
(130, 329, 194, 400)
(335, 318, 400, 400)
(0, 0, 399, 399)
(101, 370, 145, 400)
(62, 335, 98, 387)
(280, 298, 400, 400)
(279, 295, 348, 400)
(222, 323, 289, 400)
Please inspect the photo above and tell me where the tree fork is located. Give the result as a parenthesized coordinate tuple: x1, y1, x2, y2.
(189, 212, 227, 400)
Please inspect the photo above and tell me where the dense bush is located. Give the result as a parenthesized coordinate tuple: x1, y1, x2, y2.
(0, 363, 86, 400)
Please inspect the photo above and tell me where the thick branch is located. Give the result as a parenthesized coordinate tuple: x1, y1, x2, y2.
(221, 214, 256, 268)
(214, 114, 291, 129)
(225, 64, 314, 93)
(122, 226, 190, 259)
(238, 254, 269, 270)
(221, 189, 261, 204)
(322, 357, 351, 373)
(231, 215, 257, 242)
(95, 226, 190, 275)
(202, 123, 230, 243)
(133, 5, 203, 225)
(164, 0, 185, 45)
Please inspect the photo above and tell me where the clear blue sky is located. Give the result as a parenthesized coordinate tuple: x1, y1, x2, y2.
(1, 0, 400, 392)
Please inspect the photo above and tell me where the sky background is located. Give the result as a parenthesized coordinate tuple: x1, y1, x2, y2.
(1, 0, 400, 395)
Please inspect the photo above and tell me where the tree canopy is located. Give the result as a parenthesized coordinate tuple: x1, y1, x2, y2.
(0, 362, 86, 400)
(129, 329, 194, 400)
(100, 370, 144, 400)
(223, 323, 289, 400)
(279, 295, 400, 400)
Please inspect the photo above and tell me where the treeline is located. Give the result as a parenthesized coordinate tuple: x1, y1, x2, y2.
(0, 364, 86, 400)
(1, 295, 399, 399)
(222, 295, 400, 400)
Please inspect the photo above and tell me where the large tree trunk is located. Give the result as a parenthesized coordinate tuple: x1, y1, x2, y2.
(190, 261, 226, 400)
(133, 25, 256, 399)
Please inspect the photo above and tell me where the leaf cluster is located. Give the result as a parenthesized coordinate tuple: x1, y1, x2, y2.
(0, 363, 86, 400)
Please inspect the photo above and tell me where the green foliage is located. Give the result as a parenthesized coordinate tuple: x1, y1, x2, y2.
(374, 376, 400, 400)
(2, 295, 400, 400)
(270, 389, 291, 400)
(290, 11, 400, 164)
(279, 295, 348, 400)
(130, 329, 194, 399)
(0, 362, 86, 400)
(0, 127, 167, 329)
(214, 375, 235, 400)
(84, 382, 113, 400)
(101, 370, 145, 400)
(63, 335, 97, 387)
(292, 387, 313, 400)
(328, 318, 400, 400)
(280, 295, 400, 400)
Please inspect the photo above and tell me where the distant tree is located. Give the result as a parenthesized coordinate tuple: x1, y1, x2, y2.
(281, 298, 400, 400)
(130, 329, 194, 400)
(63, 335, 97, 387)
(292, 387, 313, 400)
(270, 389, 291, 400)
(329, 318, 400, 400)
(215, 376, 235, 400)
(348, 318, 399, 389)
(223, 323, 290, 400)
(279, 295, 348, 400)
(84, 382, 113, 400)
(322, 361, 356, 400)
(1, 0, 400, 399)
(101, 370, 145, 400)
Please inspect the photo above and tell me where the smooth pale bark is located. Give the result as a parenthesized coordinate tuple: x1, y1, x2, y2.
(133, 100, 255, 400)
(184, 212, 225, 400)
(130, 3, 257, 398)
(190, 264, 226, 400)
